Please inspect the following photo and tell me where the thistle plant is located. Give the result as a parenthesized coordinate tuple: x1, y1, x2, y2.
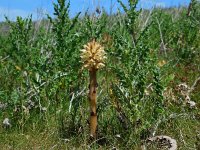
(80, 39, 106, 138)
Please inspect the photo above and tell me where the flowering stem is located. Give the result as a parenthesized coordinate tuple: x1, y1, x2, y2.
(89, 68, 98, 138)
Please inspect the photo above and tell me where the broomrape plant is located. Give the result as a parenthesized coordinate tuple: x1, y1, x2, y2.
(80, 39, 106, 138)
(0, 0, 199, 149)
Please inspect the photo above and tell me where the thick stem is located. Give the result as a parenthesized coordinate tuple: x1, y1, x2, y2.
(89, 68, 98, 138)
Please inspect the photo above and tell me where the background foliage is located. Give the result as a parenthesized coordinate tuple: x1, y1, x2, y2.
(0, 0, 199, 149)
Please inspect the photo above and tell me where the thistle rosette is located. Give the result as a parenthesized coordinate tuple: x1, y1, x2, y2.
(80, 39, 106, 70)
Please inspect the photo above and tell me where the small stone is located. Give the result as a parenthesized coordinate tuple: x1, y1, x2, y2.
(3, 118, 11, 128)
(0, 102, 7, 110)
(63, 138, 70, 142)
(185, 95, 191, 101)
(111, 147, 118, 150)
(115, 134, 121, 138)
(187, 101, 196, 108)
(41, 107, 47, 112)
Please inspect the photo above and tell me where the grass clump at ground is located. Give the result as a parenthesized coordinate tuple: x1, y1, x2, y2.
(0, 0, 200, 149)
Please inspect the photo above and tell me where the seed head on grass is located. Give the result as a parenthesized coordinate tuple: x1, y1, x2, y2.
(80, 39, 106, 70)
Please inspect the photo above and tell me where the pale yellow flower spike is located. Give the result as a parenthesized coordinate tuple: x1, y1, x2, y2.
(80, 39, 106, 70)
